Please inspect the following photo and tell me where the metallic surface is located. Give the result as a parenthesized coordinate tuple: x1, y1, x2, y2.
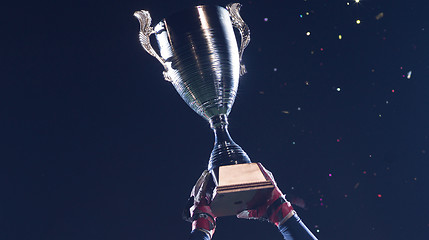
(154, 5, 239, 121)
(209, 114, 250, 170)
(135, 4, 251, 170)
(134, 10, 171, 81)
(227, 3, 250, 76)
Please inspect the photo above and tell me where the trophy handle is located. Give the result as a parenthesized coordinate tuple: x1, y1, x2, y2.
(134, 10, 172, 82)
(227, 3, 250, 76)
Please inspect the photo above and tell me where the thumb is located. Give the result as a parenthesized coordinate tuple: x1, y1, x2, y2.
(236, 209, 258, 219)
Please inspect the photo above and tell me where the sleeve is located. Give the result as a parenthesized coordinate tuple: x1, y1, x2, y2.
(189, 229, 211, 240)
(278, 214, 318, 240)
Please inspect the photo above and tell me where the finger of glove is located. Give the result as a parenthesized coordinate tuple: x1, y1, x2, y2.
(236, 209, 259, 219)
(265, 169, 277, 186)
(191, 170, 209, 197)
(193, 170, 211, 204)
(258, 163, 278, 186)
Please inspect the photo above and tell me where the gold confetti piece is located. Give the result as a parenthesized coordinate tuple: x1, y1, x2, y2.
(282, 111, 290, 114)
(356, 19, 361, 24)
(338, 34, 342, 39)
(354, 182, 360, 189)
(375, 12, 384, 20)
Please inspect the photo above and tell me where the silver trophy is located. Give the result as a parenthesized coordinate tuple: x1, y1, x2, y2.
(134, 3, 274, 217)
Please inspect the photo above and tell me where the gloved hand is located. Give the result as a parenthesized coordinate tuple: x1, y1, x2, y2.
(183, 170, 216, 239)
(236, 166, 295, 226)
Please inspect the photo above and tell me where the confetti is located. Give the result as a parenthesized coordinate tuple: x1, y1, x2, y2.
(356, 19, 361, 24)
(306, 31, 311, 36)
(264, 17, 268, 22)
(354, 182, 360, 189)
(338, 34, 342, 39)
(375, 12, 384, 20)
(407, 71, 412, 79)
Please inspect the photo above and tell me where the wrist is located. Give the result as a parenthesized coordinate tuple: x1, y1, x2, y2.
(277, 209, 296, 226)
(268, 196, 294, 226)
(192, 212, 216, 239)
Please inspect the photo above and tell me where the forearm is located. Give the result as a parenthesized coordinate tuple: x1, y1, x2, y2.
(278, 214, 318, 240)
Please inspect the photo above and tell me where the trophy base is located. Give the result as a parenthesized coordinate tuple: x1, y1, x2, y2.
(210, 162, 275, 217)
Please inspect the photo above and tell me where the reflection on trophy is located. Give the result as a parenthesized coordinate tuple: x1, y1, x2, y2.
(134, 3, 274, 217)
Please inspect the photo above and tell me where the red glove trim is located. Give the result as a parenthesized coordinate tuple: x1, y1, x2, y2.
(269, 198, 294, 226)
(192, 212, 216, 239)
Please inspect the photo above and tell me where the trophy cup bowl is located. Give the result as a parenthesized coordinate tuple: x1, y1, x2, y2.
(134, 3, 274, 217)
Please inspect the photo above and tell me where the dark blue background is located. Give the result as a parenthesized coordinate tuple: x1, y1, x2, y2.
(1, 0, 428, 239)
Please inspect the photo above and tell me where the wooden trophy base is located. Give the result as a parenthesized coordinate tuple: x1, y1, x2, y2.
(210, 162, 275, 217)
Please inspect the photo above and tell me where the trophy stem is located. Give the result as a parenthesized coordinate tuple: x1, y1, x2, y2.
(208, 114, 251, 171)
